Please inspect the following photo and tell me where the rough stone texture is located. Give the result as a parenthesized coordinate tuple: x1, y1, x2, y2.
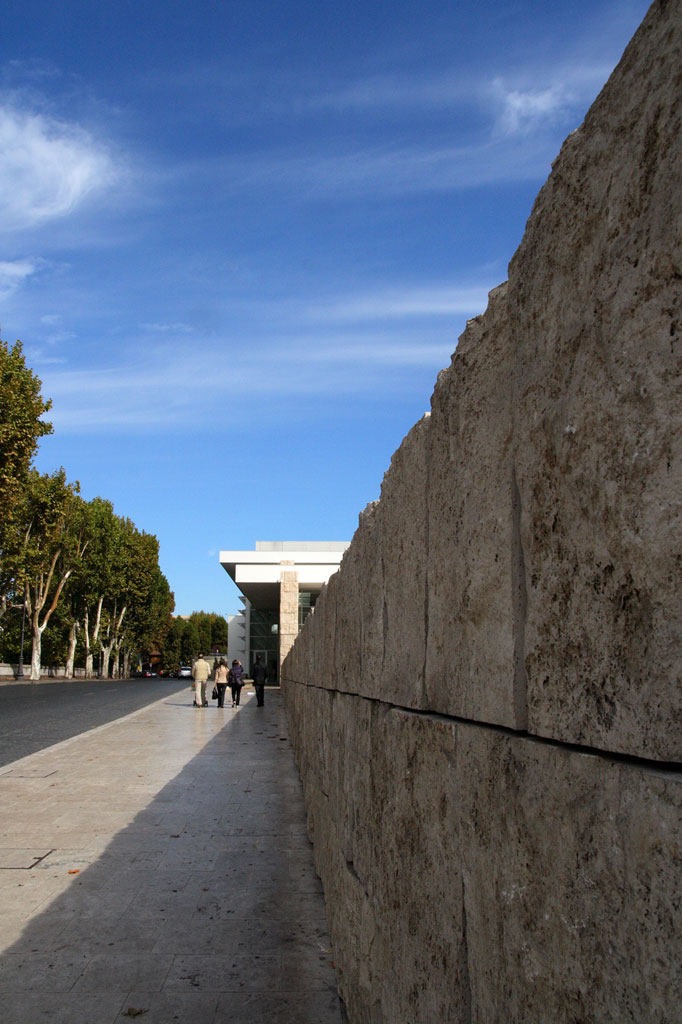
(376, 415, 430, 707)
(425, 283, 519, 727)
(458, 728, 680, 1024)
(282, 4, 681, 1021)
(508, 1, 682, 757)
(285, 0, 681, 760)
(286, 683, 681, 1024)
(286, 684, 468, 1024)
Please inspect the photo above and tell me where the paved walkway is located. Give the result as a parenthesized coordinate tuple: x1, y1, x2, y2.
(0, 686, 345, 1023)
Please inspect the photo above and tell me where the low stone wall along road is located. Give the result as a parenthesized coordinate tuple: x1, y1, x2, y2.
(0, 679, 190, 767)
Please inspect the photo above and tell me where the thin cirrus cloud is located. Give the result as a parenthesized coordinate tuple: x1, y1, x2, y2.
(38, 323, 460, 432)
(35, 274, 492, 433)
(168, 56, 615, 202)
(201, 64, 613, 201)
(289, 50, 611, 129)
(205, 134, 555, 202)
(288, 69, 476, 116)
(0, 105, 117, 232)
(140, 322, 195, 334)
(0, 258, 39, 300)
(304, 285, 493, 323)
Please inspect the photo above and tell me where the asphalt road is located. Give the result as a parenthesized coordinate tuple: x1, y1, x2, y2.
(0, 678, 190, 767)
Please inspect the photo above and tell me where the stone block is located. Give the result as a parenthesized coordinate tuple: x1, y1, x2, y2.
(457, 725, 681, 1023)
(327, 502, 385, 699)
(425, 283, 518, 727)
(375, 415, 430, 707)
(507, 1, 682, 759)
(282, 8, 682, 1023)
(286, 686, 468, 1023)
(283, 5, 680, 760)
(285, 685, 682, 1023)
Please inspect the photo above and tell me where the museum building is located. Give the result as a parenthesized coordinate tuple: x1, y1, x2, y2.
(219, 542, 349, 682)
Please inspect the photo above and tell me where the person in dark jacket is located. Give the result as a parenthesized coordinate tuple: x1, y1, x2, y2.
(252, 655, 267, 707)
(228, 659, 244, 707)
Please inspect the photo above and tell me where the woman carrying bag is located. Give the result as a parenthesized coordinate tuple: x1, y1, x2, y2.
(214, 658, 229, 708)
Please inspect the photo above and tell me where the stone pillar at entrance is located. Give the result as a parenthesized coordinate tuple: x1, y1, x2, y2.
(279, 563, 299, 674)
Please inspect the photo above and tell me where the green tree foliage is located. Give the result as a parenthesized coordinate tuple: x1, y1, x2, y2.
(19, 470, 84, 679)
(0, 479, 177, 678)
(106, 526, 174, 678)
(69, 501, 173, 679)
(188, 611, 228, 654)
(159, 611, 227, 672)
(162, 617, 184, 670)
(0, 339, 52, 509)
(0, 339, 214, 679)
(0, 339, 52, 620)
(180, 620, 201, 664)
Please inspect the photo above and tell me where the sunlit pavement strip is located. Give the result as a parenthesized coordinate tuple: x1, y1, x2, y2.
(0, 688, 344, 1024)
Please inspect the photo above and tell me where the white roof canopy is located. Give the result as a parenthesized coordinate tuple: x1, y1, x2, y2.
(220, 542, 350, 608)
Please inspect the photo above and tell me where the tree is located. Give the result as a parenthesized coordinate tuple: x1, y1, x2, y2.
(106, 526, 173, 678)
(48, 497, 173, 679)
(75, 498, 123, 678)
(59, 496, 96, 677)
(161, 617, 184, 671)
(190, 611, 213, 654)
(184, 611, 228, 654)
(0, 340, 177, 680)
(0, 338, 52, 620)
(19, 469, 84, 679)
(181, 620, 200, 663)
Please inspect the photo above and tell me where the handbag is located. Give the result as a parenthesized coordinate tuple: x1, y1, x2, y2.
(211, 687, 218, 700)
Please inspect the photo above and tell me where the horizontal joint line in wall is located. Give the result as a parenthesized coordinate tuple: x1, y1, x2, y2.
(286, 678, 681, 777)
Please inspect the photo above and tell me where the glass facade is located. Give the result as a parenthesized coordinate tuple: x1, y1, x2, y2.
(298, 591, 317, 630)
(249, 608, 279, 683)
(247, 592, 318, 684)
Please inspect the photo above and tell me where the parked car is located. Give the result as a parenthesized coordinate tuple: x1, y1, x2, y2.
(178, 665, 192, 678)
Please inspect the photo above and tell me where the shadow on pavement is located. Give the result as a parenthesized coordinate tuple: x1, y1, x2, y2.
(0, 691, 345, 1024)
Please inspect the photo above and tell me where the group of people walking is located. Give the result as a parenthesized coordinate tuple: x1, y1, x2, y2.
(191, 654, 268, 708)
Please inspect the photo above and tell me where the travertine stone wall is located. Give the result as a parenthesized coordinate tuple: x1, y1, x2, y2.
(282, 3, 681, 1021)
(286, 686, 679, 1024)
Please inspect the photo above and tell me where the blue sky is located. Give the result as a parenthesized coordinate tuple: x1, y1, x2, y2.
(1, 0, 650, 616)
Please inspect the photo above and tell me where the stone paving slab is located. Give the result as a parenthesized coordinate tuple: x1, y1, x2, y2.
(0, 688, 344, 1023)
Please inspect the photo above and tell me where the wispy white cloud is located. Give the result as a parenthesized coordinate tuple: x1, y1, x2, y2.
(0, 258, 39, 299)
(4, 58, 63, 84)
(305, 284, 492, 322)
(491, 81, 570, 135)
(159, 43, 622, 202)
(488, 62, 611, 136)
(314, 62, 610, 123)
(306, 339, 453, 366)
(32, 268, 496, 432)
(203, 133, 554, 201)
(0, 106, 117, 232)
(140, 321, 194, 334)
(304, 70, 473, 114)
(37, 321, 461, 432)
(29, 355, 67, 366)
(44, 330, 76, 346)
